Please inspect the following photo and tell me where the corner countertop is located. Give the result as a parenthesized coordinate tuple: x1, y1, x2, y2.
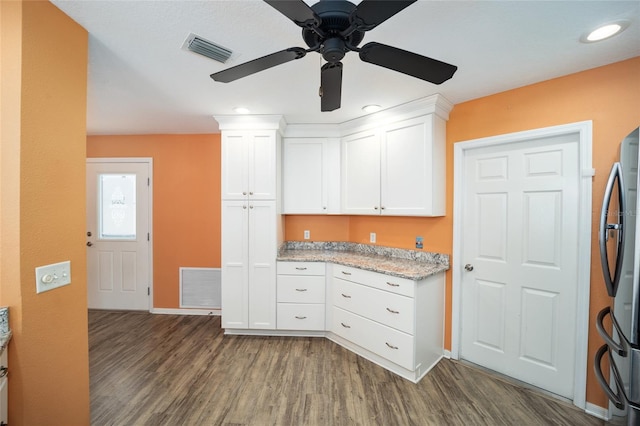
(277, 242, 449, 281)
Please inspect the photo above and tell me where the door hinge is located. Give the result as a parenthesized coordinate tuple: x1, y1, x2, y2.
(147, 177, 150, 186)
(147, 287, 150, 296)
(147, 233, 150, 241)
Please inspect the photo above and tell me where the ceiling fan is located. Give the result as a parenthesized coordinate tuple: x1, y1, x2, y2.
(210, 0, 458, 112)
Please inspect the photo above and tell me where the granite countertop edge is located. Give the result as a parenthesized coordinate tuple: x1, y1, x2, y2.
(277, 242, 449, 281)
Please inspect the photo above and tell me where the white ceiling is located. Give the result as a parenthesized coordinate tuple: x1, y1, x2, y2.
(51, 0, 640, 135)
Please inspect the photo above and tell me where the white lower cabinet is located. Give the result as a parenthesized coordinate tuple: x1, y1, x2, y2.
(276, 262, 326, 331)
(330, 264, 445, 382)
(0, 349, 7, 425)
(270, 260, 445, 382)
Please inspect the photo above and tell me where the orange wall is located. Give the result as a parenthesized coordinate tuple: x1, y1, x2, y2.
(285, 57, 640, 407)
(87, 134, 221, 309)
(1, 1, 90, 424)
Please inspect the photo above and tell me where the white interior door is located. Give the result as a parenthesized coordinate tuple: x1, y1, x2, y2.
(459, 133, 580, 399)
(86, 159, 151, 310)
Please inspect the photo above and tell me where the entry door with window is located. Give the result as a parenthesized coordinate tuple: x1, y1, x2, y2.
(86, 159, 151, 310)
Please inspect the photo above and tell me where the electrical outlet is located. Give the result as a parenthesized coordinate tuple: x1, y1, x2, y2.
(35, 261, 71, 294)
(304, 230, 310, 240)
(370, 232, 376, 243)
(416, 236, 424, 249)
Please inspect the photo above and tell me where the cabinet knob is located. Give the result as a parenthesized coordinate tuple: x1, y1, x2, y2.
(249, 192, 254, 195)
(242, 192, 247, 195)
(381, 206, 385, 210)
(249, 205, 254, 209)
(323, 206, 327, 210)
(243, 205, 247, 209)
(464, 264, 474, 271)
(374, 206, 379, 210)
(86, 242, 93, 247)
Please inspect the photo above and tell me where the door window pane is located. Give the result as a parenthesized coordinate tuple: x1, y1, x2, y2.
(99, 174, 136, 239)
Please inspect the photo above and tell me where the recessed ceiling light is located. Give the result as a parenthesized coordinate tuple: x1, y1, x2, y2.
(582, 21, 629, 43)
(233, 107, 250, 114)
(362, 104, 381, 113)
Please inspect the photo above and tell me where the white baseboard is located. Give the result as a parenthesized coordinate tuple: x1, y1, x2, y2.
(443, 349, 452, 359)
(584, 402, 609, 421)
(151, 308, 221, 316)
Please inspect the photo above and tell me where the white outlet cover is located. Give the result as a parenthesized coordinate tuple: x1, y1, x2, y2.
(35, 261, 71, 294)
(304, 230, 310, 240)
(370, 232, 376, 243)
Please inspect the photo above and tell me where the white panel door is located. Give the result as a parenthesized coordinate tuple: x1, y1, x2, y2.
(248, 200, 277, 329)
(221, 200, 249, 328)
(460, 134, 579, 399)
(86, 160, 151, 310)
(342, 130, 381, 214)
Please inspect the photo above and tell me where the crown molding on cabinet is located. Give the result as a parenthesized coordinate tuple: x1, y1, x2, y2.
(214, 114, 286, 133)
(282, 94, 454, 139)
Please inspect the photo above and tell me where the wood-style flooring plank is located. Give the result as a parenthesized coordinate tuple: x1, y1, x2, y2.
(89, 310, 607, 426)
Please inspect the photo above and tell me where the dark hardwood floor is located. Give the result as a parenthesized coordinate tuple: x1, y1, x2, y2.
(89, 310, 606, 425)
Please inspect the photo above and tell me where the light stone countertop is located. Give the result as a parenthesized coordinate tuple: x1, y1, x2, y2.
(277, 242, 449, 281)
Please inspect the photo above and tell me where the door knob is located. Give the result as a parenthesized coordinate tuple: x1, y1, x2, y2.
(464, 264, 474, 271)
(86, 231, 92, 237)
(86, 242, 93, 247)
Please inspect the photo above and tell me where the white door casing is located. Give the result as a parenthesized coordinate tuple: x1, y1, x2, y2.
(86, 158, 152, 311)
(452, 121, 593, 409)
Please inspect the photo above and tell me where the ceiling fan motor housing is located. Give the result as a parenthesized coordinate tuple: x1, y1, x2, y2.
(302, 0, 365, 63)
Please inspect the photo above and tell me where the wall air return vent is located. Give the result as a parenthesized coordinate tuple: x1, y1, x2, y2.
(182, 33, 232, 63)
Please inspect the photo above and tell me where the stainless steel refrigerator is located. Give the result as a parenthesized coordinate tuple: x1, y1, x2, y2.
(595, 126, 640, 426)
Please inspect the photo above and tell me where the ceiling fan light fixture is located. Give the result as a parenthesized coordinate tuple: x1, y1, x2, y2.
(233, 107, 251, 114)
(582, 21, 628, 43)
(362, 104, 382, 113)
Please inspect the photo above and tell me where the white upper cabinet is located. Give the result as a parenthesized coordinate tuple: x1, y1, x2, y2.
(282, 138, 341, 214)
(341, 130, 381, 215)
(222, 130, 277, 201)
(341, 114, 446, 216)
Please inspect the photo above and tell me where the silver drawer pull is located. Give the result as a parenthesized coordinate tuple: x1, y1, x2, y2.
(295, 316, 307, 320)
(385, 342, 399, 350)
(386, 282, 400, 287)
(386, 307, 399, 314)
(341, 293, 352, 298)
(295, 267, 307, 270)
(341, 322, 351, 328)
(341, 271, 352, 276)
(295, 288, 308, 292)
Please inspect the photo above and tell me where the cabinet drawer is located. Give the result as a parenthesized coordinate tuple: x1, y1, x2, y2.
(332, 307, 414, 370)
(277, 303, 325, 330)
(332, 265, 414, 297)
(277, 261, 326, 276)
(277, 275, 325, 303)
(333, 278, 414, 334)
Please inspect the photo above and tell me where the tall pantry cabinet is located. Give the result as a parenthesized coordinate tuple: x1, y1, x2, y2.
(216, 115, 285, 331)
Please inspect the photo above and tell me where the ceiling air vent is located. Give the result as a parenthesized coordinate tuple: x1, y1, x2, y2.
(183, 33, 232, 63)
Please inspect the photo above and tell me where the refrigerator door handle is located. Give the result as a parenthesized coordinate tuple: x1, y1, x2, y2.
(596, 306, 628, 356)
(594, 344, 627, 410)
(599, 162, 626, 297)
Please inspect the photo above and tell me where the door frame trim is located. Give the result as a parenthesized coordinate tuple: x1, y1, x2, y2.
(451, 121, 593, 409)
(86, 157, 154, 312)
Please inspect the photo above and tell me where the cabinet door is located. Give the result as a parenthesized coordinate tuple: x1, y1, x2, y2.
(221, 132, 250, 200)
(249, 132, 277, 200)
(222, 131, 277, 201)
(381, 115, 445, 216)
(283, 138, 326, 213)
(221, 200, 249, 328)
(248, 200, 277, 329)
(341, 130, 381, 214)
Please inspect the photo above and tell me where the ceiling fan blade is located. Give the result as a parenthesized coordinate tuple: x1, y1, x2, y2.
(211, 48, 307, 83)
(353, 0, 416, 30)
(320, 62, 343, 112)
(264, 0, 321, 28)
(359, 42, 457, 85)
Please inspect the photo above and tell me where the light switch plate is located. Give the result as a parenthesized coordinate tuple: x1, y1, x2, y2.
(35, 261, 71, 294)
(304, 230, 310, 240)
(370, 232, 376, 243)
